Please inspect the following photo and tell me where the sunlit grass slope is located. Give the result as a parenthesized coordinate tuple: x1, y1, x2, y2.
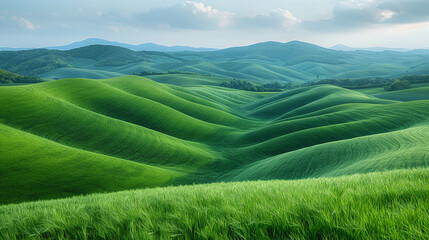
(0, 123, 181, 204)
(1, 75, 429, 204)
(1, 169, 428, 239)
(246, 85, 394, 119)
(0, 83, 216, 167)
(144, 73, 227, 86)
(225, 124, 429, 181)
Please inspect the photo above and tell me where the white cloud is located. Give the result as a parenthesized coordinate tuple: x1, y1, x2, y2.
(305, 0, 429, 31)
(12, 16, 34, 30)
(241, 8, 301, 30)
(377, 9, 396, 22)
(136, 2, 301, 31)
(137, 1, 234, 29)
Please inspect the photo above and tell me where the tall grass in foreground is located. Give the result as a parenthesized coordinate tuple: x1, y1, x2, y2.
(1, 168, 428, 239)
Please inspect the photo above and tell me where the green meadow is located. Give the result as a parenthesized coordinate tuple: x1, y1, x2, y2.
(1, 169, 428, 239)
(1, 71, 429, 238)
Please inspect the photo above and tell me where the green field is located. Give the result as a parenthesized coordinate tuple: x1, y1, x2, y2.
(1, 169, 428, 239)
(1, 73, 428, 238)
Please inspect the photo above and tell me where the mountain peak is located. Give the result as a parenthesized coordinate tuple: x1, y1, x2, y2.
(330, 44, 355, 51)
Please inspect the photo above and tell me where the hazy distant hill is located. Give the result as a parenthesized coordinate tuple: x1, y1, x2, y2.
(202, 41, 352, 65)
(0, 38, 218, 52)
(1, 41, 429, 81)
(330, 44, 413, 52)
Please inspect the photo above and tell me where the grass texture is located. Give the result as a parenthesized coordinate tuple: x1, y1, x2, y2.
(0, 168, 428, 239)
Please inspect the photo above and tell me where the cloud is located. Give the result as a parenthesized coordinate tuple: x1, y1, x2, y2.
(12, 16, 34, 30)
(240, 8, 301, 30)
(377, 0, 429, 23)
(137, 1, 234, 29)
(305, 0, 429, 31)
(136, 2, 300, 31)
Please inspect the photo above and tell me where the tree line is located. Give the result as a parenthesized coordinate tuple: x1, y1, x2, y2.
(218, 74, 429, 92)
(0, 69, 42, 84)
(219, 79, 283, 92)
(133, 70, 214, 77)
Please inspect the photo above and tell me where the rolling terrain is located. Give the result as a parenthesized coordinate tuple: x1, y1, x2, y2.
(2, 41, 429, 82)
(1, 75, 429, 205)
(1, 72, 428, 239)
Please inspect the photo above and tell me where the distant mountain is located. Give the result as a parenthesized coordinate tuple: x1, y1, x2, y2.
(407, 49, 429, 55)
(49, 38, 218, 52)
(330, 44, 356, 51)
(330, 44, 411, 52)
(0, 38, 218, 52)
(0, 47, 33, 51)
(2, 41, 429, 82)
(205, 41, 352, 65)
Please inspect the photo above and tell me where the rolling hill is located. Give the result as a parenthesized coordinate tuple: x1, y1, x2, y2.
(2, 41, 429, 82)
(1, 72, 428, 239)
(1, 75, 429, 205)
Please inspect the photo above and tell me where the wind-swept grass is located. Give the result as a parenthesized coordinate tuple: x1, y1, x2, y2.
(1, 168, 428, 240)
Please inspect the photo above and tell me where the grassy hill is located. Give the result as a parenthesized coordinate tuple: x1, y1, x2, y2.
(374, 85, 429, 101)
(1, 75, 429, 205)
(1, 168, 428, 239)
(1, 73, 429, 238)
(0, 69, 43, 84)
(2, 41, 429, 82)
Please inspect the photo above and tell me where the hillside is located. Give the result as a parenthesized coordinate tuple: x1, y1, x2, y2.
(2, 41, 429, 82)
(0, 69, 42, 84)
(1, 75, 429, 204)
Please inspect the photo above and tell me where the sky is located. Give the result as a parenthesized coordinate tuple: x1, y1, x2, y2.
(1, 0, 429, 49)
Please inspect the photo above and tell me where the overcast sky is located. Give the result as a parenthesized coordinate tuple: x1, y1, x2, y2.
(1, 0, 429, 49)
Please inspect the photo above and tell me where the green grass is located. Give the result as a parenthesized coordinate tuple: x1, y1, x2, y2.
(225, 124, 429, 181)
(1, 75, 429, 206)
(356, 82, 429, 99)
(39, 67, 123, 79)
(0, 123, 182, 204)
(373, 86, 429, 101)
(1, 74, 429, 239)
(1, 168, 428, 239)
(144, 73, 227, 86)
(247, 85, 394, 120)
